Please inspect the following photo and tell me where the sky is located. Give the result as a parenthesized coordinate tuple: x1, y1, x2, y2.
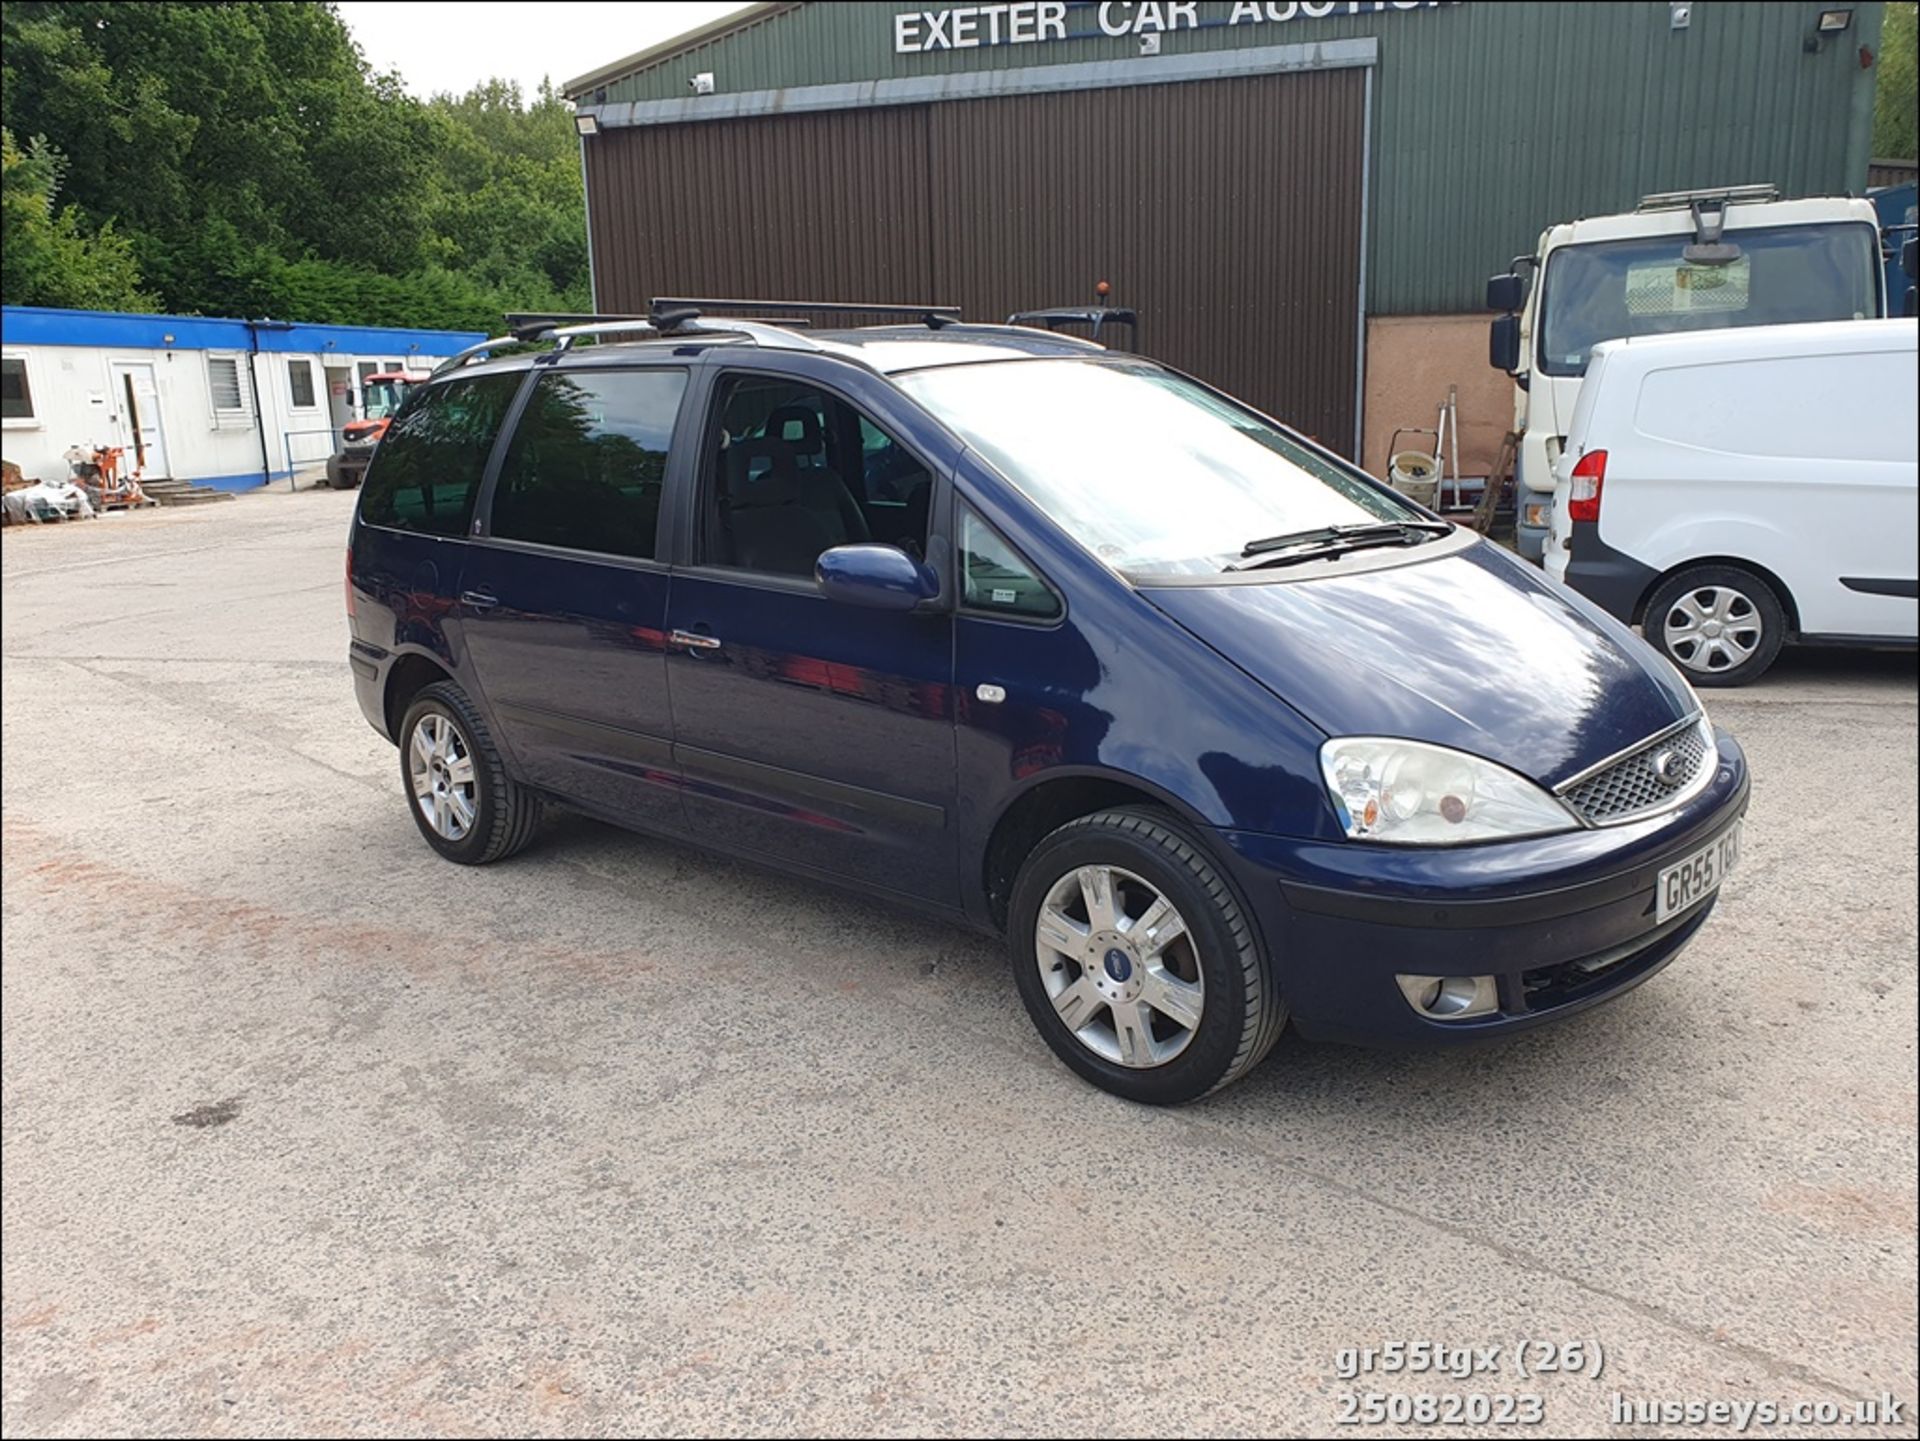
(334, 1, 751, 101)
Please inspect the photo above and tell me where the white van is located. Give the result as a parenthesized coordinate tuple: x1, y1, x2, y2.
(1487, 187, 1887, 561)
(1547, 318, 1917, 685)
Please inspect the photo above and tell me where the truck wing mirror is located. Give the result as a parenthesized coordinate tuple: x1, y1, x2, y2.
(1485, 272, 1526, 313)
(1488, 313, 1522, 374)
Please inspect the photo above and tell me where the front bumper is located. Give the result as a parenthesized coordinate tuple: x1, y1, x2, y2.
(1217, 728, 1749, 1046)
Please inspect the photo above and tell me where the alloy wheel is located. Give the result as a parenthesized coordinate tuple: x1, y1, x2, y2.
(408, 712, 478, 841)
(1034, 864, 1205, 1068)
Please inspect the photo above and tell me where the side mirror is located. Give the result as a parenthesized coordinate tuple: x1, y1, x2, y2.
(815, 543, 939, 611)
(1485, 272, 1526, 313)
(1488, 313, 1522, 374)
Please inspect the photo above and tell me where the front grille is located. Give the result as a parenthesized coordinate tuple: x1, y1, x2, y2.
(1559, 717, 1710, 825)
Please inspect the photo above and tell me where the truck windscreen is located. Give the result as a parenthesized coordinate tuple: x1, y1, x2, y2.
(1536, 222, 1881, 377)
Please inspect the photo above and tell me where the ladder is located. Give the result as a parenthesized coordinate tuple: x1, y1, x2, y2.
(1470, 430, 1520, 534)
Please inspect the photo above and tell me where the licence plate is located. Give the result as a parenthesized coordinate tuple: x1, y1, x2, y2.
(1656, 820, 1742, 924)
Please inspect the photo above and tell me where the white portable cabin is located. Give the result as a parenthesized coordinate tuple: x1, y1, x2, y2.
(1, 307, 484, 490)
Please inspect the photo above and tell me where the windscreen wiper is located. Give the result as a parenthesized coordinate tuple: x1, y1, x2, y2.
(1231, 520, 1452, 571)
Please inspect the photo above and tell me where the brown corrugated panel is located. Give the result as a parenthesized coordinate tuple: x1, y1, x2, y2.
(585, 68, 1364, 452)
(927, 70, 1364, 453)
(586, 105, 937, 327)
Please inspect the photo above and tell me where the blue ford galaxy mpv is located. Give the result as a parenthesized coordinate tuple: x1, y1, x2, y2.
(347, 302, 1748, 1104)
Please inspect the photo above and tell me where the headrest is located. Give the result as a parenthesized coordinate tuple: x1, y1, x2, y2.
(763, 405, 824, 454)
(725, 436, 799, 507)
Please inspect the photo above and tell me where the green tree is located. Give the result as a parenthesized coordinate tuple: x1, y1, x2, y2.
(1876, 2, 1918, 161)
(0, 127, 154, 309)
(0, 2, 593, 328)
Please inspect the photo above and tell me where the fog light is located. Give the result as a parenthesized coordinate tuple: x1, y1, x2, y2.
(1395, 973, 1500, 1020)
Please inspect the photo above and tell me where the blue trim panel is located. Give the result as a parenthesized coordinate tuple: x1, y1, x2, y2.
(197, 471, 278, 492)
(1, 306, 484, 357)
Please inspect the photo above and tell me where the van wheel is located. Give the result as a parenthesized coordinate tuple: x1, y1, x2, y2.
(1644, 565, 1786, 687)
(397, 682, 541, 863)
(1007, 807, 1285, 1104)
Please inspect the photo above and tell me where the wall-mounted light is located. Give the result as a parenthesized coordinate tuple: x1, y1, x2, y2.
(689, 71, 715, 95)
(1806, 7, 1852, 50)
(162, 332, 175, 344)
(574, 112, 600, 137)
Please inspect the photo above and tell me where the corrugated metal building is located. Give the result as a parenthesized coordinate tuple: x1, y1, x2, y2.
(565, 1, 1886, 466)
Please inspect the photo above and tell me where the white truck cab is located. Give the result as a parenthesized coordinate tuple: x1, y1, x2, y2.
(1487, 185, 1885, 562)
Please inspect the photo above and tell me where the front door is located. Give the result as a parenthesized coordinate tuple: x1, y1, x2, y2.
(109, 361, 170, 478)
(459, 364, 691, 835)
(663, 367, 959, 905)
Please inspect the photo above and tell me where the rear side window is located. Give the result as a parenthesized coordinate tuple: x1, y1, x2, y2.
(360, 372, 521, 538)
(489, 369, 687, 560)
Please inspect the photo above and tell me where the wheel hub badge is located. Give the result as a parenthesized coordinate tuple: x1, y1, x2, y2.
(1103, 948, 1133, 982)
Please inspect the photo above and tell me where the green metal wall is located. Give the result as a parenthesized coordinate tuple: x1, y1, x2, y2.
(576, 2, 1884, 314)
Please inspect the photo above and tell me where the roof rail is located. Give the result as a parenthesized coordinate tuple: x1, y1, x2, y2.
(547, 313, 822, 354)
(1637, 183, 1780, 213)
(432, 334, 531, 376)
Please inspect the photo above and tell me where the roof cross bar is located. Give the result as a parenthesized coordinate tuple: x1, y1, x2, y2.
(652, 296, 962, 329)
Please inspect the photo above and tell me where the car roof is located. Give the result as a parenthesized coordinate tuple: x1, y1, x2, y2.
(799, 325, 1113, 372)
(434, 323, 1118, 386)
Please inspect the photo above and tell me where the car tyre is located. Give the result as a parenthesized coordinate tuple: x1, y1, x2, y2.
(1008, 806, 1285, 1104)
(398, 681, 541, 864)
(1644, 564, 1787, 687)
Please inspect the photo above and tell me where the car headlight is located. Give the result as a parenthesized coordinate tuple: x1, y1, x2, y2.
(1319, 737, 1580, 844)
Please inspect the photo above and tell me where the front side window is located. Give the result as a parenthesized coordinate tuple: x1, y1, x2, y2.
(704, 375, 931, 578)
(360, 371, 522, 538)
(2, 356, 33, 421)
(900, 359, 1417, 578)
(287, 358, 317, 409)
(1537, 222, 1880, 377)
(960, 507, 1060, 620)
(489, 368, 687, 560)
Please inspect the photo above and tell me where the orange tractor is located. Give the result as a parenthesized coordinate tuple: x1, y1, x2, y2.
(325, 369, 430, 489)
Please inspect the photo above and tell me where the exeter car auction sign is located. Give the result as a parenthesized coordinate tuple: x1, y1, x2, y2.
(894, 0, 1451, 53)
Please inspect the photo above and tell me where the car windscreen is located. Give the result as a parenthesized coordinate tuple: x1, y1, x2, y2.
(897, 359, 1419, 578)
(363, 380, 409, 419)
(1536, 222, 1880, 377)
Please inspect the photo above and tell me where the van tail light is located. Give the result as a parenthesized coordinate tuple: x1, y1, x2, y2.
(345, 545, 357, 618)
(1568, 449, 1607, 523)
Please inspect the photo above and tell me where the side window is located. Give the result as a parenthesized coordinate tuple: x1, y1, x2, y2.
(360, 371, 521, 538)
(704, 374, 932, 578)
(959, 507, 1061, 620)
(489, 368, 686, 560)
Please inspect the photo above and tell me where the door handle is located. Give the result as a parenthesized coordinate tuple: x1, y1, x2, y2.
(460, 589, 500, 611)
(669, 627, 722, 651)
